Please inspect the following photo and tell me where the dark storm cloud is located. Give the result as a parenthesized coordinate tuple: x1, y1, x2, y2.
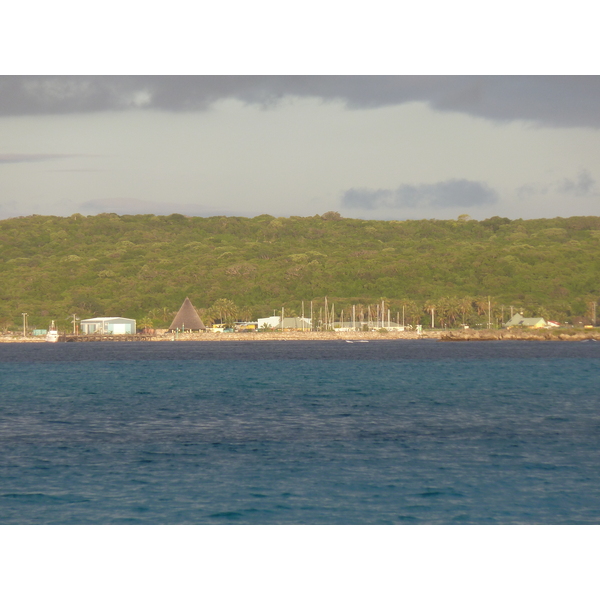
(1, 76, 600, 128)
(342, 179, 499, 210)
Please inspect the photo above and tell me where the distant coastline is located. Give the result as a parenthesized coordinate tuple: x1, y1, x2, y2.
(0, 330, 438, 343)
(2, 329, 600, 343)
(2, 214, 599, 335)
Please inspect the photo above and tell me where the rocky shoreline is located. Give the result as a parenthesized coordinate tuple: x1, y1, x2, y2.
(440, 329, 600, 342)
(1, 330, 441, 343)
(1, 328, 599, 342)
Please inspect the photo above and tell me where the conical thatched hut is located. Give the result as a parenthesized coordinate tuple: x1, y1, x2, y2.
(168, 297, 206, 331)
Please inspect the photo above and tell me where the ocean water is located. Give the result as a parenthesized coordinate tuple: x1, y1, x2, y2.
(1, 339, 599, 524)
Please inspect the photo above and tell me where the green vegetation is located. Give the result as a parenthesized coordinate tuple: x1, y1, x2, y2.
(1, 212, 599, 331)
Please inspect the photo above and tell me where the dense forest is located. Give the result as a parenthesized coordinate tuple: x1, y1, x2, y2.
(1, 212, 599, 332)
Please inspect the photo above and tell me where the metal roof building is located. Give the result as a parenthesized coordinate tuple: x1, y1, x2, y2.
(80, 317, 136, 334)
(504, 313, 548, 328)
(257, 316, 312, 330)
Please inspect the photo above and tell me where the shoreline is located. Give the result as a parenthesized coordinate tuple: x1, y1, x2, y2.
(440, 330, 600, 342)
(0, 331, 441, 343)
(1, 329, 599, 342)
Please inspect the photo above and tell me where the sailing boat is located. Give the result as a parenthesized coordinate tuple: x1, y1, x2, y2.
(46, 320, 59, 343)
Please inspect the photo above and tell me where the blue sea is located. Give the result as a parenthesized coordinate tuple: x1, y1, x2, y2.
(1, 339, 599, 524)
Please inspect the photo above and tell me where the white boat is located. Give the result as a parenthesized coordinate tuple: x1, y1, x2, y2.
(46, 321, 59, 343)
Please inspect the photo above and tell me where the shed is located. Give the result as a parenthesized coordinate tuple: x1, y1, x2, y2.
(169, 297, 206, 331)
(80, 317, 136, 334)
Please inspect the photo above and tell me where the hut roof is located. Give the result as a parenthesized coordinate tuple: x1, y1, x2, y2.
(169, 298, 206, 331)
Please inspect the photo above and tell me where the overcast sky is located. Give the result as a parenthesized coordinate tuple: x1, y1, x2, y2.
(1, 75, 599, 221)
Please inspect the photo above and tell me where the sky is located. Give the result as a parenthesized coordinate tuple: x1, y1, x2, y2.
(1, 75, 600, 222)
(2, 6, 598, 592)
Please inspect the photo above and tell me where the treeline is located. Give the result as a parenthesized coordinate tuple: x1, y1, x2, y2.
(1, 212, 599, 331)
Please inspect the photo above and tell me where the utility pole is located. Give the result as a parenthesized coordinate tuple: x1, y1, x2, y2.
(72, 313, 78, 335)
(22, 313, 28, 337)
(488, 296, 492, 329)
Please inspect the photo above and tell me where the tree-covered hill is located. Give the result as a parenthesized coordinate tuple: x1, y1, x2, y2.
(1, 212, 599, 331)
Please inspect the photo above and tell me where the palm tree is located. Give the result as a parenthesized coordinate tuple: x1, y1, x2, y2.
(459, 296, 474, 326)
(238, 306, 253, 322)
(475, 297, 488, 316)
(401, 299, 421, 327)
(208, 298, 239, 327)
(197, 307, 213, 326)
(0, 317, 12, 334)
(436, 297, 451, 328)
(138, 315, 154, 332)
(445, 297, 462, 328)
(424, 301, 436, 328)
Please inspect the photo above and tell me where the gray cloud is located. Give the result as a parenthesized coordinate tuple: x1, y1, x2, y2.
(1, 76, 600, 128)
(516, 182, 549, 198)
(49, 168, 103, 172)
(517, 170, 597, 198)
(0, 153, 78, 164)
(342, 179, 499, 210)
(557, 170, 596, 195)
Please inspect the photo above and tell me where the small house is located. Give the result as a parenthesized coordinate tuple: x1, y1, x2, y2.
(504, 313, 547, 329)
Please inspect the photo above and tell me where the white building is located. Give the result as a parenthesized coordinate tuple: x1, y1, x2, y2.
(80, 317, 136, 334)
(257, 316, 312, 330)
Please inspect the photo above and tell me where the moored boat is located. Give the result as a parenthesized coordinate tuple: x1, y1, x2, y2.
(46, 321, 59, 343)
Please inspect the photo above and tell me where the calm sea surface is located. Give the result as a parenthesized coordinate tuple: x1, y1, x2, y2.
(1, 340, 599, 524)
